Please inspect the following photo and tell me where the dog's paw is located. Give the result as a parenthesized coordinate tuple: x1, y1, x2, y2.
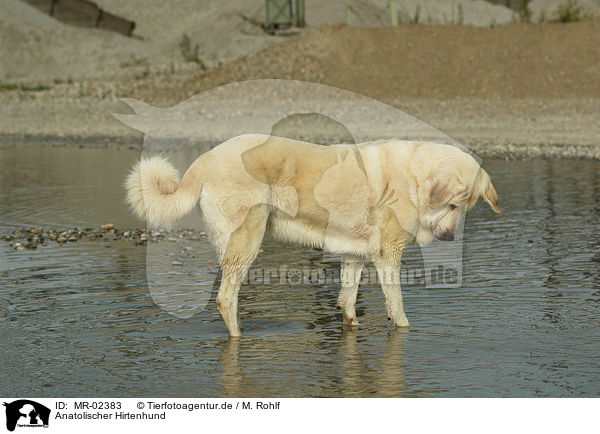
(388, 315, 410, 328)
(395, 318, 410, 328)
(347, 317, 360, 326)
(342, 313, 360, 326)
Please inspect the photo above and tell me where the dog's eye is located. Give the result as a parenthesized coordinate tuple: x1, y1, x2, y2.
(449, 204, 457, 210)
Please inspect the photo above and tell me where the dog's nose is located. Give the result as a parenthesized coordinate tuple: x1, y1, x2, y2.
(437, 231, 455, 241)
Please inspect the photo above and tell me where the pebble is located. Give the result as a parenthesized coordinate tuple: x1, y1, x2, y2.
(1, 225, 210, 252)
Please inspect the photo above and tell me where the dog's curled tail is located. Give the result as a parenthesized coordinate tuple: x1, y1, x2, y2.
(125, 156, 202, 228)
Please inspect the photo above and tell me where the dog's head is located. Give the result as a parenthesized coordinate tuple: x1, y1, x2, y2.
(414, 144, 501, 245)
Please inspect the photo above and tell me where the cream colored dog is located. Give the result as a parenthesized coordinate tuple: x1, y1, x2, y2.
(126, 134, 500, 336)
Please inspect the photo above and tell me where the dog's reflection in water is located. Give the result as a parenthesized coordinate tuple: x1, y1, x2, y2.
(217, 328, 408, 397)
(218, 338, 246, 397)
(339, 328, 408, 397)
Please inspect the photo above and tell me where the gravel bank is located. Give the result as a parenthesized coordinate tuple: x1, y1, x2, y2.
(2, 225, 208, 251)
(1, 91, 598, 159)
(1, 20, 599, 159)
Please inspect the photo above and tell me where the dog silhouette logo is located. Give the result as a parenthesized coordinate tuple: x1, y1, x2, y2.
(3, 400, 50, 431)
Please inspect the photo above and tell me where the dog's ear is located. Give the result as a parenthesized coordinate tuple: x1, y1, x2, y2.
(483, 180, 501, 214)
(428, 172, 465, 209)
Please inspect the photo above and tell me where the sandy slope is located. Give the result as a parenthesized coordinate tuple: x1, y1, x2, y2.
(1, 2, 599, 157)
(0, 0, 147, 81)
(131, 21, 600, 102)
(2, 0, 521, 81)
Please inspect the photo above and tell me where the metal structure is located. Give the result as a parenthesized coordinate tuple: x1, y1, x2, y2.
(265, 0, 293, 30)
(265, 0, 305, 31)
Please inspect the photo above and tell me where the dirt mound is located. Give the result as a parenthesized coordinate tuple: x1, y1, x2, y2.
(2, 0, 597, 98)
(94, 0, 280, 66)
(0, 0, 280, 80)
(93, 0, 516, 66)
(2, 0, 516, 81)
(147, 21, 600, 102)
(0, 0, 145, 81)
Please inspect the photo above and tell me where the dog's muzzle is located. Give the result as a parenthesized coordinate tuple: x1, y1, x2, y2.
(436, 230, 455, 241)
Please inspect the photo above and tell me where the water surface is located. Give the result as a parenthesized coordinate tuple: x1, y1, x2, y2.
(1, 147, 599, 397)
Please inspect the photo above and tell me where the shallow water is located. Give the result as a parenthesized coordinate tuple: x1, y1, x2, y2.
(1, 147, 599, 397)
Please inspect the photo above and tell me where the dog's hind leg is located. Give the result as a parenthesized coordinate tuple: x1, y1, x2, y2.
(216, 203, 269, 337)
(337, 258, 363, 326)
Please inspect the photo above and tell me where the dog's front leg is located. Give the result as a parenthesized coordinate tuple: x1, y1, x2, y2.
(337, 258, 364, 326)
(367, 194, 410, 328)
(374, 258, 410, 328)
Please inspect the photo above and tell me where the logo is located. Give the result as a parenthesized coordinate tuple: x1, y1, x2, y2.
(3, 400, 50, 432)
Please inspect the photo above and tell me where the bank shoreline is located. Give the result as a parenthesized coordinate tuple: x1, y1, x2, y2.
(2, 132, 599, 160)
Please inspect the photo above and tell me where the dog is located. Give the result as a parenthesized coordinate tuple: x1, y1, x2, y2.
(126, 134, 500, 336)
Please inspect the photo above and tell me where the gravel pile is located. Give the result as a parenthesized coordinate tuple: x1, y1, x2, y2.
(2, 225, 208, 251)
(4, 0, 599, 83)
(139, 21, 600, 102)
(1, 0, 518, 82)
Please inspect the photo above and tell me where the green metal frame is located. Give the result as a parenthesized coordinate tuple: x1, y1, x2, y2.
(265, 0, 293, 29)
